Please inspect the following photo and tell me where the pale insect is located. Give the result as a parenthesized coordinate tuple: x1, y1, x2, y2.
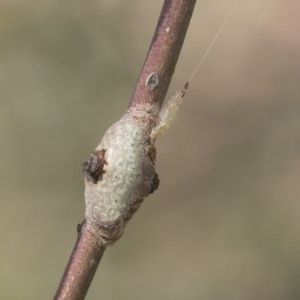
(151, 0, 241, 141)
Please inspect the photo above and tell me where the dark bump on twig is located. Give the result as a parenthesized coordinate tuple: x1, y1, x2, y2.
(146, 72, 159, 91)
(83, 149, 107, 184)
(149, 173, 159, 193)
(77, 223, 82, 233)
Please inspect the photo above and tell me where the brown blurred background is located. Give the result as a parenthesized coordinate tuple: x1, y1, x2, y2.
(1, 0, 300, 299)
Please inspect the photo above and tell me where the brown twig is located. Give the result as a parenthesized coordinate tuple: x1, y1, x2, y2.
(54, 1, 196, 299)
(130, 0, 196, 109)
(54, 221, 105, 300)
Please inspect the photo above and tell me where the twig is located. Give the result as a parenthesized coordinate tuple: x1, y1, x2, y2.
(54, 1, 196, 299)
(130, 0, 196, 109)
(54, 220, 105, 300)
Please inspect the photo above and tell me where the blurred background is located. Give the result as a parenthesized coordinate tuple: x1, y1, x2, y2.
(1, 0, 300, 299)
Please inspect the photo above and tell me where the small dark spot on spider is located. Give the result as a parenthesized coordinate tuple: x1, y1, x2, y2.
(150, 173, 159, 193)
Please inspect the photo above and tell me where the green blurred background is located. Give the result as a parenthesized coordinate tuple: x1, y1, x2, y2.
(1, 0, 300, 299)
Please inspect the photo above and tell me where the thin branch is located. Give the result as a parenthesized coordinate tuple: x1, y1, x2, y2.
(54, 221, 105, 300)
(54, 1, 196, 299)
(130, 0, 196, 109)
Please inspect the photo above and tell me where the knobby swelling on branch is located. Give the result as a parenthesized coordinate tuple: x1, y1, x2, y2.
(54, 1, 196, 299)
